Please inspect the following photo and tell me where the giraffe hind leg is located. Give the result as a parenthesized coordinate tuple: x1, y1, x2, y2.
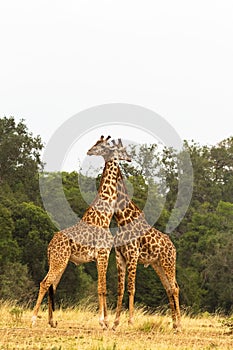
(151, 263, 181, 330)
(31, 274, 56, 327)
(49, 285, 55, 312)
(48, 285, 56, 328)
(47, 264, 70, 327)
(32, 259, 69, 327)
(171, 280, 181, 329)
(31, 277, 49, 326)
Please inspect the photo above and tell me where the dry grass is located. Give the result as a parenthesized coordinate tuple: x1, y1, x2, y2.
(0, 301, 232, 350)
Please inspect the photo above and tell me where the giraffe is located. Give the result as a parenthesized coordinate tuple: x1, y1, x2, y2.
(111, 139, 181, 330)
(31, 136, 131, 329)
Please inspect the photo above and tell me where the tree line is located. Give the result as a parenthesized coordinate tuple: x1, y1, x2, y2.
(0, 117, 232, 314)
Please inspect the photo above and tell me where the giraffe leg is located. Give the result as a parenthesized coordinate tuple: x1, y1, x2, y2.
(32, 256, 69, 327)
(31, 279, 48, 327)
(103, 295, 108, 327)
(47, 268, 68, 327)
(151, 263, 181, 330)
(102, 264, 109, 329)
(127, 256, 138, 326)
(96, 251, 109, 329)
(48, 285, 56, 327)
(171, 279, 181, 329)
(113, 250, 126, 330)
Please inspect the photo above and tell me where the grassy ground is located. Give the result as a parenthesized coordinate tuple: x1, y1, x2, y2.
(0, 301, 232, 350)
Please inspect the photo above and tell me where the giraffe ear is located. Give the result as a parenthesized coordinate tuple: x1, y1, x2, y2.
(111, 139, 117, 146)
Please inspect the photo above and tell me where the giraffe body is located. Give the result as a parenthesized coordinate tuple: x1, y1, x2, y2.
(31, 136, 131, 329)
(113, 164, 181, 330)
(48, 220, 113, 267)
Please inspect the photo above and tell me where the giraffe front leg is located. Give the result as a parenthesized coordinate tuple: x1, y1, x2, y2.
(97, 254, 109, 329)
(98, 294, 108, 329)
(127, 258, 137, 326)
(103, 295, 109, 328)
(113, 250, 126, 330)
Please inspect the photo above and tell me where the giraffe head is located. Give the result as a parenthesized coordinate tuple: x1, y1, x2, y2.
(87, 135, 131, 162)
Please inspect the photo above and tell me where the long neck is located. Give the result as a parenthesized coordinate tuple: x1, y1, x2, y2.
(97, 160, 118, 200)
(114, 166, 142, 226)
(82, 160, 118, 227)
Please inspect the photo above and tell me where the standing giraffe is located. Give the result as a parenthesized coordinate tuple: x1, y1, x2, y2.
(31, 136, 131, 329)
(111, 139, 181, 330)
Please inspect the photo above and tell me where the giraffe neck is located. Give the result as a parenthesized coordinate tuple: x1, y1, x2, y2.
(82, 160, 118, 227)
(97, 160, 118, 200)
(114, 166, 142, 226)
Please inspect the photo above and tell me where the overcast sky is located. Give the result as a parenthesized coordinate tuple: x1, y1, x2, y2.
(1, 0, 233, 170)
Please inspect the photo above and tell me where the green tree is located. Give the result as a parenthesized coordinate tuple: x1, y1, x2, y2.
(39, 172, 80, 229)
(0, 117, 43, 202)
(0, 203, 36, 304)
(209, 137, 233, 203)
(0, 204, 20, 267)
(177, 201, 233, 313)
(12, 202, 56, 284)
(0, 262, 36, 304)
(62, 171, 91, 217)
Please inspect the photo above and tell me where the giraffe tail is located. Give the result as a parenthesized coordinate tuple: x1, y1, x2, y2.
(49, 285, 55, 311)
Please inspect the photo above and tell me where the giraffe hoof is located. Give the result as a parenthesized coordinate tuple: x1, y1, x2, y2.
(128, 319, 134, 326)
(173, 325, 182, 333)
(49, 321, 58, 328)
(104, 321, 109, 329)
(31, 316, 37, 327)
(112, 320, 119, 331)
(99, 320, 108, 330)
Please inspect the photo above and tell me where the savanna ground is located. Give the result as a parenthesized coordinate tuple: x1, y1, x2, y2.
(0, 301, 232, 350)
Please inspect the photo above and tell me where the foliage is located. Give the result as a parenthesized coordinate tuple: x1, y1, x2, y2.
(0, 262, 36, 303)
(12, 202, 57, 283)
(0, 116, 43, 202)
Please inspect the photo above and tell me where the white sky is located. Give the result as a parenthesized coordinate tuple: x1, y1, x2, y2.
(1, 0, 233, 171)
